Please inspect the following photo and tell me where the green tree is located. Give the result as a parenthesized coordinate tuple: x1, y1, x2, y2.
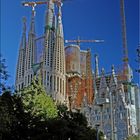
(0, 55, 10, 94)
(45, 105, 105, 140)
(0, 92, 105, 140)
(127, 135, 140, 140)
(20, 77, 58, 120)
(0, 91, 19, 140)
(0, 90, 46, 140)
(0, 92, 12, 138)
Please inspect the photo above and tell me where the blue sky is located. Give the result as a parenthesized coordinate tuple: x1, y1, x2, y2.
(1, 0, 139, 86)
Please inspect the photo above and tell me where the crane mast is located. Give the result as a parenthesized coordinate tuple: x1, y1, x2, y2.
(120, 0, 129, 68)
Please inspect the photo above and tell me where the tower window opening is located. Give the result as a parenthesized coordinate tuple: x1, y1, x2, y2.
(57, 77, 59, 92)
(50, 76, 52, 90)
(31, 74, 32, 81)
(47, 75, 49, 82)
(28, 75, 30, 84)
(63, 80, 65, 95)
(60, 79, 62, 93)
(25, 76, 27, 86)
(21, 83, 24, 89)
(54, 76, 56, 90)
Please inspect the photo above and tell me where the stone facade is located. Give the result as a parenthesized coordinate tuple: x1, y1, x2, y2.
(134, 85, 140, 134)
(15, 1, 139, 139)
(15, 0, 66, 103)
(81, 66, 138, 140)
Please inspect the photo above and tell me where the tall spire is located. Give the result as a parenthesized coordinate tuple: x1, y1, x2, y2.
(20, 17, 26, 49)
(51, 2, 66, 103)
(29, 7, 36, 34)
(43, 0, 56, 96)
(27, 7, 36, 69)
(43, 0, 55, 66)
(99, 68, 108, 98)
(99, 68, 107, 88)
(15, 17, 27, 91)
(52, 14, 57, 31)
(92, 70, 98, 100)
(94, 54, 99, 78)
(44, 0, 55, 33)
(110, 65, 117, 87)
(56, 2, 64, 37)
(24, 8, 37, 87)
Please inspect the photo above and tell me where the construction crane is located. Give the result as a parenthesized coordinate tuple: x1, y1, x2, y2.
(22, 0, 69, 18)
(120, 0, 129, 80)
(22, 1, 48, 7)
(22, 0, 66, 8)
(65, 37, 104, 46)
(22, 1, 48, 16)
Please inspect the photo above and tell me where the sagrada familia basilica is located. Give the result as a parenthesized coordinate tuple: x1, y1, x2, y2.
(15, 0, 140, 139)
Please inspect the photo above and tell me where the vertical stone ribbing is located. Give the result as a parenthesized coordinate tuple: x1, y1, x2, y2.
(43, 0, 55, 94)
(24, 10, 36, 87)
(16, 0, 66, 104)
(15, 17, 26, 91)
(52, 3, 66, 103)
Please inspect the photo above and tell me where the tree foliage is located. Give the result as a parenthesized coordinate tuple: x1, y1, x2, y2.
(0, 59, 105, 139)
(44, 105, 104, 140)
(0, 90, 29, 139)
(0, 55, 10, 94)
(0, 92, 105, 140)
(20, 77, 58, 120)
(0, 91, 16, 138)
(127, 135, 140, 140)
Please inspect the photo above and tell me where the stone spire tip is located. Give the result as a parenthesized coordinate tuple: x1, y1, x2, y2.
(101, 68, 105, 75)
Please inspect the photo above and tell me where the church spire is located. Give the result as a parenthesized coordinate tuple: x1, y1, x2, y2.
(56, 2, 64, 37)
(99, 68, 108, 98)
(110, 65, 117, 87)
(94, 54, 99, 78)
(20, 17, 26, 49)
(42, 0, 56, 96)
(51, 1, 66, 103)
(29, 7, 36, 34)
(44, 0, 55, 33)
(52, 13, 56, 31)
(18, 17, 26, 50)
(24, 7, 37, 87)
(15, 17, 27, 91)
(92, 70, 98, 101)
(26, 8, 36, 69)
(99, 68, 107, 89)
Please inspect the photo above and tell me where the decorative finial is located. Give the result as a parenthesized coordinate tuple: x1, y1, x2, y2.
(111, 64, 114, 69)
(101, 68, 105, 75)
(111, 64, 114, 71)
(56, 0, 63, 7)
(111, 65, 116, 76)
